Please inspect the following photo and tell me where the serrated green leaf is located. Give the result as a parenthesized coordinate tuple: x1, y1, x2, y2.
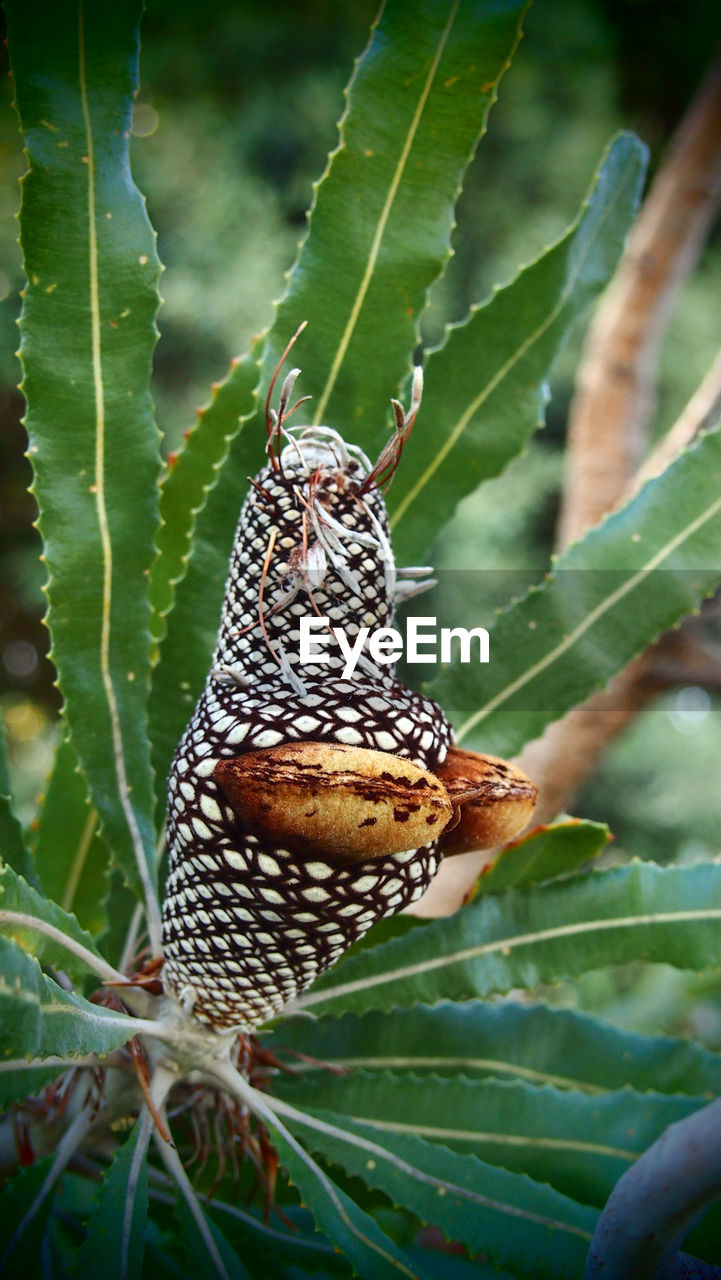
(96, 866, 141, 972)
(389, 132, 648, 561)
(295, 859, 721, 1017)
(273, 1097, 596, 1280)
(0, 936, 135, 1059)
(79, 1116, 150, 1280)
(149, 352, 259, 646)
(475, 817, 611, 895)
(256, 0, 526, 460)
(7, 0, 162, 931)
(277, 1000, 721, 1096)
(31, 729, 110, 938)
(0, 715, 37, 886)
(430, 426, 721, 756)
(265, 1118, 436, 1280)
(275, 1070, 704, 1208)
(0, 858, 107, 982)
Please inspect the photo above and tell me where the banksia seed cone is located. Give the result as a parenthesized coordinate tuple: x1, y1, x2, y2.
(161, 353, 536, 1031)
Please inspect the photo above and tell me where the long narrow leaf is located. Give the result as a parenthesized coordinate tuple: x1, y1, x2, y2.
(277, 1000, 721, 1095)
(0, 858, 107, 981)
(258, 1114, 436, 1280)
(475, 817, 611, 895)
(275, 1070, 704, 1207)
(27, 728, 110, 938)
(212, 1063, 436, 1280)
(79, 1115, 151, 1280)
(389, 132, 648, 561)
(148, 352, 259, 645)
(295, 859, 721, 1016)
(272, 1095, 596, 1280)
(169, 1175, 251, 1280)
(258, 0, 526, 456)
(0, 936, 136, 1059)
(7, 0, 163, 940)
(430, 425, 721, 755)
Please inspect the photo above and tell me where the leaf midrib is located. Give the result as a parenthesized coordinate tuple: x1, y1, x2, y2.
(298, 905, 721, 1009)
(77, 3, 159, 941)
(389, 143, 642, 529)
(312, 0, 462, 425)
(456, 485, 721, 740)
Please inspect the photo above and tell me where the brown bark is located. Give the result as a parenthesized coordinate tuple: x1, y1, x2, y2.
(557, 41, 721, 550)
(415, 45, 721, 916)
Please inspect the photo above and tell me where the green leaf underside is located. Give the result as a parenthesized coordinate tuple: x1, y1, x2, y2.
(277, 1100, 595, 1280)
(389, 132, 647, 562)
(79, 1118, 150, 1280)
(476, 818, 611, 895)
(276, 1070, 704, 1207)
(255, 0, 527, 463)
(0, 858, 105, 980)
(430, 424, 721, 755)
(277, 1000, 721, 1096)
(294, 858, 721, 1017)
(150, 0, 526, 793)
(0, 936, 134, 1060)
(149, 353, 259, 644)
(262, 1118, 438, 1280)
(0, 719, 36, 885)
(31, 729, 110, 937)
(8, 0, 162, 908)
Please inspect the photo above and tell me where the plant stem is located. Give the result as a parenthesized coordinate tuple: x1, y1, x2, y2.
(585, 1096, 721, 1279)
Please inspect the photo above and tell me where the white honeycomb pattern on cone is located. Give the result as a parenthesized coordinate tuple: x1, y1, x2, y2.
(162, 434, 453, 1031)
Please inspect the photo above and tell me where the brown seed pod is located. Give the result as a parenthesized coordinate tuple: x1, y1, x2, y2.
(214, 740, 454, 865)
(435, 746, 538, 856)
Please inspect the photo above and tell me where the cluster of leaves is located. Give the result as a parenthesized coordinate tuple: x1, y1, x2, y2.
(1, 1, 721, 1277)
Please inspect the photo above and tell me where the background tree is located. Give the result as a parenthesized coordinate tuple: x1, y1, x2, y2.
(1, 1, 721, 1277)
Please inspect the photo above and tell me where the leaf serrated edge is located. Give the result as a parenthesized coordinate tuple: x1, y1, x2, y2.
(390, 132, 647, 531)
